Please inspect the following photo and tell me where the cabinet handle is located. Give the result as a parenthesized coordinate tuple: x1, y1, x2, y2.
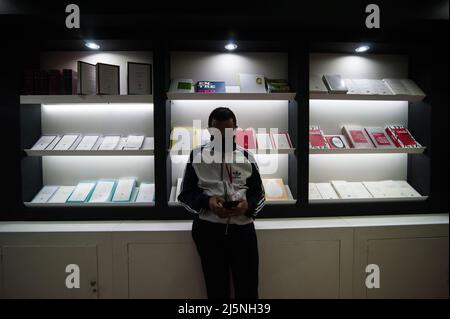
(90, 280, 97, 293)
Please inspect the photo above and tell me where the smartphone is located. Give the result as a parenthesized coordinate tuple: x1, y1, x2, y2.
(222, 200, 239, 209)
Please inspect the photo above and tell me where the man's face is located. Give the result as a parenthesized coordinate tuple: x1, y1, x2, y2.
(210, 118, 236, 148)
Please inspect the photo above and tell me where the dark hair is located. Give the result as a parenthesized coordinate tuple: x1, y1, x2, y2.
(208, 107, 237, 127)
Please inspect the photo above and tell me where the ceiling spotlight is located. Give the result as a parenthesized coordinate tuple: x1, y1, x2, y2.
(85, 41, 100, 50)
(224, 42, 238, 51)
(355, 45, 370, 53)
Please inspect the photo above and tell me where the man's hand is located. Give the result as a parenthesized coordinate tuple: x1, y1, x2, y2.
(209, 196, 231, 218)
(230, 199, 249, 216)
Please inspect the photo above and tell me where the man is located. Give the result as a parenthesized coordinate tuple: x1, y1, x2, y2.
(178, 107, 265, 299)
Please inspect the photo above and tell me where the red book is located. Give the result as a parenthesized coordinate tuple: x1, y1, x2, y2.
(309, 126, 328, 149)
(325, 135, 348, 149)
(342, 125, 374, 149)
(235, 129, 256, 149)
(365, 127, 395, 148)
(385, 125, 421, 148)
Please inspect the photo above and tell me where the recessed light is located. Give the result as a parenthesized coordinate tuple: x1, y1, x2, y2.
(224, 42, 238, 51)
(85, 41, 100, 50)
(355, 45, 370, 53)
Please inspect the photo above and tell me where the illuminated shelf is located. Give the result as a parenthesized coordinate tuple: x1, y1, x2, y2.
(24, 149, 154, 156)
(309, 92, 425, 102)
(168, 184, 296, 206)
(169, 148, 296, 156)
(24, 202, 155, 208)
(309, 196, 428, 204)
(167, 92, 296, 101)
(20, 95, 154, 104)
(309, 147, 426, 155)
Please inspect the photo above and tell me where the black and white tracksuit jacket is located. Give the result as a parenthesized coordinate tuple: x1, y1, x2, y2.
(178, 142, 265, 225)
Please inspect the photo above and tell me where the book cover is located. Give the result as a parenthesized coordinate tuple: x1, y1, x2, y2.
(364, 127, 395, 148)
(77, 61, 97, 95)
(331, 181, 373, 199)
(271, 132, 292, 150)
(239, 73, 267, 93)
(235, 128, 256, 150)
(262, 178, 289, 201)
(316, 182, 340, 199)
(309, 183, 322, 200)
(195, 81, 226, 93)
(48, 69, 62, 95)
(309, 75, 328, 93)
(265, 78, 290, 93)
(309, 126, 328, 149)
(324, 135, 349, 149)
(322, 74, 348, 94)
(342, 126, 374, 149)
(169, 79, 193, 93)
(385, 125, 421, 148)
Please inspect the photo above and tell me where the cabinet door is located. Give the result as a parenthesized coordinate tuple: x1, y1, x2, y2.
(2, 245, 99, 299)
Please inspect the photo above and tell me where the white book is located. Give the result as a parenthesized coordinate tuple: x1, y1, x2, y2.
(322, 74, 348, 93)
(344, 79, 360, 94)
(76, 135, 99, 151)
(331, 181, 373, 199)
(256, 133, 273, 150)
(31, 135, 57, 150)
(111, 178, 136, 202)
(135, 183, 155, 203)
(175, 178, 183, 202)
(98, 136, 121, 150)
(67, 182, 96, 202)
(316, 182, 340, 199)
(123, 135, 145, 150)
(46, 136, 62, 150)
(309, 75, 328, 93)
(363, 181, 392, 198)
(382, 78, 425, 97)
(388, 180, 422, 197)
(31, 185, 59, 203)
(89, 180, 116, 203)
(142, 137, 154, 150)
(48, 186, 75, 203)
(271, 133, 292, 150)
(309, 183, 322, 200)
(239, 73, 267, 93)
(53, 134, 79, 151)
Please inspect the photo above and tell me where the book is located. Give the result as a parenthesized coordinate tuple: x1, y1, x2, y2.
(111, 178, 136, 202)
(347, 79, 394, 95)
(239, 73, 267, 93)
(142, 137, 154, 150)
(76, 135, 99, 151)
(342, 126, 374, 149)
(67, 181, 96, 202)
(45, 136, 62, 150)
(48, 69, 62, 95)
(169, 79, 194, 93)
(47, 186, 75, 203)
(322, 74, 348, 94)
(53, 134, 79, 151)
(62, 69, 77, 94)
(316, 182, 340, 199)
(89, 180, 116, 203)
(123, 135, 145, 150)
(98, 136, 121, 151)
(308, 183, 322, 200)
(135, 183, 155, 203)
(265, 78, 290, 93)
(127, 62, 152, 95)
(271, 132, 292, 150)
(31, 135, 57, 150)
(385, 125, 422, 148)
(388, 180, 422, 197)
(382, 79, 426, 97)
(77, 61, 96, 95)
(96, 63, 120, 95)
(31, 185, 59, 203)
(309, 126, 328, 149)
(324, 135, 349, 149)
(331, 181, 373, 199)
(256, 133, 273, 150)
(235, 128, 257, 150)
(262, 178, 289, 201)
(364, 127, 395, 148)
(309, 75, 328, 93)
(195, 81, 226, 93)
(362, 181, 392, 198)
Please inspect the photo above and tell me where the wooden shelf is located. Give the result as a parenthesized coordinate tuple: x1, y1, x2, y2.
(309, 147, 426, 155)
(309, 196, 428, 204)
(167, 92, 296, 101)
(20, 95, 154, 104)
(309, 92, 425, 102)
(24, 149, 154, 156)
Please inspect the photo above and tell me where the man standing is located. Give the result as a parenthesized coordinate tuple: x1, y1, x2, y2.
(178, 107, 265, 299)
